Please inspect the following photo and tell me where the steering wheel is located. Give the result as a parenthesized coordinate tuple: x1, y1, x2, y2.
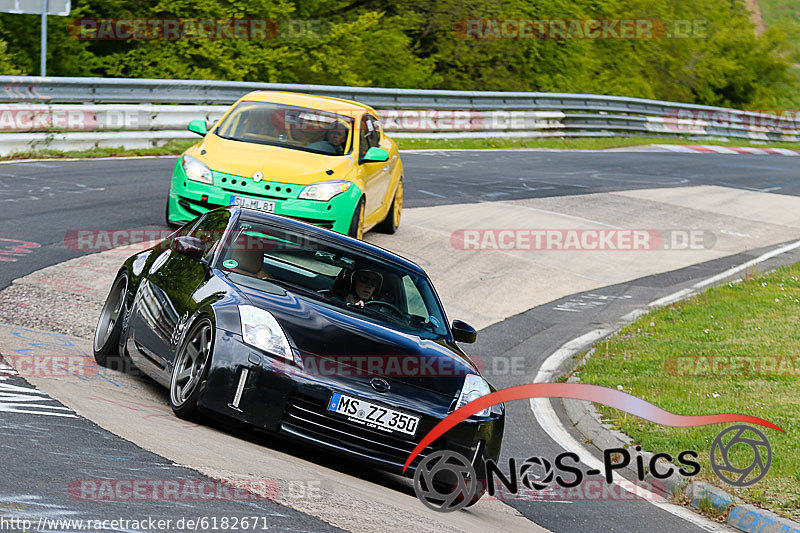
(363, 300, 405, 319)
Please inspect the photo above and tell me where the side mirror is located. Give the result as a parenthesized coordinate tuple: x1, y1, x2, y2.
(452, 320, 477, 343)
(171, 236, 206, 260)
(188, 119, 208, 136)
(361, 147, 389, 163)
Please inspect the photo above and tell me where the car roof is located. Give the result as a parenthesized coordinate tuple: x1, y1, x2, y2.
(227, 207, 426, 276)
(239, 91, 377, 117)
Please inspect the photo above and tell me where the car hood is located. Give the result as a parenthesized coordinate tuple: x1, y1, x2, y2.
(233, 281, 477, 398)
(185, 133, 355, 185)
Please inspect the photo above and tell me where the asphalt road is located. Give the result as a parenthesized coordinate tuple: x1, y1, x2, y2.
(0, 151, 797, 532)
(0, 369, 342, 532)
(1, 152, 798, 290)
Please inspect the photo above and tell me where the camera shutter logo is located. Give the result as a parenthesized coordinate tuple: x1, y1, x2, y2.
(520, 456, 554, 490)
(710, 425, 772, 487)
(413, 451, 477, 512)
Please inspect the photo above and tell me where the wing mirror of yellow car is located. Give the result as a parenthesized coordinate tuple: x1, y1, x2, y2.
(188, 120, 208, 136)
(361, 147, 389, 163)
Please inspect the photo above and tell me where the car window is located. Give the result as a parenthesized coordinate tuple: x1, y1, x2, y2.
(187, 210, 231, 258)
(367, 115, 382, 143)
(402, 275, 428, 317)
(359, 115, 380, 159)
(219, 219, 448, 337)
(215, 101, 354, 156)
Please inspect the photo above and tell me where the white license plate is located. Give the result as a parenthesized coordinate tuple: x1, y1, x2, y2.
(327, 392, 419, 436)
(230, 196, 275, 213)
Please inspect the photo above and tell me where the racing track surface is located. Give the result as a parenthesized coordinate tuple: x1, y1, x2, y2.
(0, 151, 798, 532)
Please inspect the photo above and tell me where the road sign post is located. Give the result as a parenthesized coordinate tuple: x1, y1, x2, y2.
(0, 0, 71, 76)
(40, 0, 46, 76)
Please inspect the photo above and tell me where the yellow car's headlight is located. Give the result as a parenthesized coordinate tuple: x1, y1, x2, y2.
(182, 155, 213, 184)
(298, 181, 352, 201)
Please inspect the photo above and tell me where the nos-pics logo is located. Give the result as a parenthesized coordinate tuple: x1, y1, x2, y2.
(413, 424, 772, 513)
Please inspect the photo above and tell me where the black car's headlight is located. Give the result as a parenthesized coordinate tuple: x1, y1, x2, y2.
(182, 154, 213, 184)
(238, 305, 292, 360)
(455, 374, 492, 417)
(298, 181, 352, 201)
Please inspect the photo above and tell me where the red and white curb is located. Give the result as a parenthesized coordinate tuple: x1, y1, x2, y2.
(655, 144, 800, 156)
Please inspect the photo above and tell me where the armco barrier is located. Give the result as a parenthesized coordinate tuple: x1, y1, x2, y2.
(0, 75, 797, 155)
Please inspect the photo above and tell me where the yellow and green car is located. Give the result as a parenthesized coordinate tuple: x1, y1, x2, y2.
(166, 91, 404, 238)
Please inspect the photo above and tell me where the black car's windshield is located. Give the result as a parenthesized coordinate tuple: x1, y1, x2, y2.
(218, 219, 448, 337)
(215, 101, 354, 156)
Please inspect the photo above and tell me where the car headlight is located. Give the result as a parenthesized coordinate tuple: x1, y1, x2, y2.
(182, 155, 213, 184)
(455, 374, 492, 417)
(238, 305, 292, 360)
(298, 181, 352, 201)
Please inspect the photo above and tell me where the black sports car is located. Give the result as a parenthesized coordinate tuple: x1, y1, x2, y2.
(94, 206, 503, 490)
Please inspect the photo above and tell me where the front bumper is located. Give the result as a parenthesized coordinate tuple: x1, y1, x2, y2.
(167, 158, 360, 234)
(199, 329, 505, 475)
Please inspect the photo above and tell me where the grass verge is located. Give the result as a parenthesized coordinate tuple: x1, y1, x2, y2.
(0, 140, 197, 161)
(3, 136, 800, 161)
(394, 136, 800, 151)
(576, 263, 800, 520)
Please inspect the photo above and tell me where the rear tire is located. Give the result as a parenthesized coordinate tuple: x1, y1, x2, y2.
(169, 317, 213, 420)
(93, 273, 128, 368)
(348, 198, 366, 239)
(375, 179, 403, 234)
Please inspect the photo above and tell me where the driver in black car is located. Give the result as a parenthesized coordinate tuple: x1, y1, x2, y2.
(346, 269, 382, 308)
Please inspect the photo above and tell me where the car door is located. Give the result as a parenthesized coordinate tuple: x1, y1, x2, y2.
(357, 114, 388, 218)
(128, 210, 231, 377)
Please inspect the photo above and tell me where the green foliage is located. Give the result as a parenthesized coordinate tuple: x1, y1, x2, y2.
(0, 0, 797, 109)
(0, 38, 20, 74)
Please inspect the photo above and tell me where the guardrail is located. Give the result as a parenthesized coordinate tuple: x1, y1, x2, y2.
(0, 76, 797, 155)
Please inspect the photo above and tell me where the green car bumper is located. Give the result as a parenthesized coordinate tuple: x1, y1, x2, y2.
(166, 158, 360, 235)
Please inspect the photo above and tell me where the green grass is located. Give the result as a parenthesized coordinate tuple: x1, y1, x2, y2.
(0, 139, 197, 161)
(577, 264, 800, 520)
(4, 136, 800, 161)
(757, 0, 800, 71)
(394, 136, 800, 151)
(758, 0, 800, 27)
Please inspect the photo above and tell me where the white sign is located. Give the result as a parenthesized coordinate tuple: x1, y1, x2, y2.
(0, 0, 71, 16)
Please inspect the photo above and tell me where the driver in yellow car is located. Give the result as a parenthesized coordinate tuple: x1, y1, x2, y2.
(306, 123, 349, 155)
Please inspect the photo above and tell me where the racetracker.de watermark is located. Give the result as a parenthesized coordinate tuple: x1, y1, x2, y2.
(68, 478, 281, 502)
(450, 229, 715, 251)
(666, 355, 800, 377)
(0, 354, 97, 378)
(455, 18, 707, 40)
(277, 354, 527, 378)
(490, 477, 667, 502)
(662, 109, 800, 133)
(67, 18, 330, 40)
(64, 229, 175, 252)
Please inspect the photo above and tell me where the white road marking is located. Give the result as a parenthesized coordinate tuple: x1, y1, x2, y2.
(418, 189, 446, 198)
(0, 378, 78, 418)
(526, 237, 800, 530)
(692, 239, 800, 290)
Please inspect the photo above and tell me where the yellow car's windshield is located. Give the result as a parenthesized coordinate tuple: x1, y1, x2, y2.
(215, 101, 354, 156)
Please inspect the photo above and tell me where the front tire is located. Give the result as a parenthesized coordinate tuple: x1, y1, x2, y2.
(376, 179, 403, 234)
(93, 272, 128, 368)
(169, 317, 213, 420)
(348, 197, 366, 240)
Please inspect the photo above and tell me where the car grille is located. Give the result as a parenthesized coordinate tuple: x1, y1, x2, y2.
(284, 216, 335, 230)
(281, 394, 438, 470)
(178, 196, 222, 215)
